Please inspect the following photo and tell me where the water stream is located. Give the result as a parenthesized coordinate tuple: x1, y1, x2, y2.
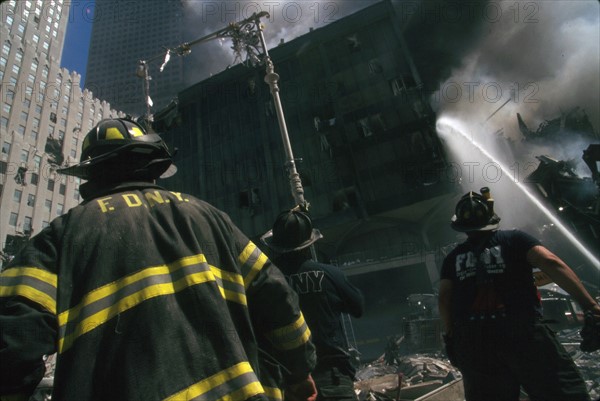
(436, 114, 600, 270)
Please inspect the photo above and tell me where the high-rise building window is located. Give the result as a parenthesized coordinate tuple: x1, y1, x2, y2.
(33, 155, 41, 170)
(27, 194, 36, 206)
(23, 217, 33, 233)
(56, 203, 63, 216)
(21, 150, 29, 163)
(44, 199, 52, 212)
(9, 212, 18, 227)
(1, 142, 11, 155)
(13, 189, 22, 203)
(2, 42, 11, 55)
(30, 173, 39, 185)
(47, 179, 55, 191)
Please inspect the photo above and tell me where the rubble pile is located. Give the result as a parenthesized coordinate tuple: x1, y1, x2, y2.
(354, 338, 461, 401)
(556, 328, 600, 400)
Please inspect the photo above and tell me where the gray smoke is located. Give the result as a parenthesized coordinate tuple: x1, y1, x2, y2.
(435, 1, 599, 268)
(180, 0, 379, 83)
(434, 0, 599, 164)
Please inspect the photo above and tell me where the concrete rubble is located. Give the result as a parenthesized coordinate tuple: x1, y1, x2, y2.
(27, 327, 600, 401)
(354, 334, 462, 401)
(353, 328, 600, 401)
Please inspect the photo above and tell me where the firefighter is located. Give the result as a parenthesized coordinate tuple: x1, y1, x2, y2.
(0, 119, 317, 401)
(438, 188, 600, 401)
(262, 209, 365, 401)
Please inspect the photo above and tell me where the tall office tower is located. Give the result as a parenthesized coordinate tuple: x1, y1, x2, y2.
(84, 0, 185, 117)
(0, 0, 124, 269)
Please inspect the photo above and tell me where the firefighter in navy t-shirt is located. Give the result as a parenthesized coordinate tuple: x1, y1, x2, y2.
(438, 188, 600, 401)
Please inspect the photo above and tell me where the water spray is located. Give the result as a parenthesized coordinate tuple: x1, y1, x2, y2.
(437, 115, 600, 270)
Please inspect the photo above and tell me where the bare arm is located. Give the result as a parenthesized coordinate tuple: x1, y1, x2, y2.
(527, 245, 600, 315)
(438, 279, 454, 335)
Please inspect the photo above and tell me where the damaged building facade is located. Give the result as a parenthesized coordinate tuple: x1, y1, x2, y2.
(161, 1, 460, 360)
(0, 1, 125, 269)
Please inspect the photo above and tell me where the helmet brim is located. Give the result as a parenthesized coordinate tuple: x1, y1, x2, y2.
(450, 214, 500, 232)
(260, 228, 323, 253)
(58, 136, 173, 180)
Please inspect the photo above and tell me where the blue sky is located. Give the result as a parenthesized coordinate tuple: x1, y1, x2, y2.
(60, 1, 95, 85)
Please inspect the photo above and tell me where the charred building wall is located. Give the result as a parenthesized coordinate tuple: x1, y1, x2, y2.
(161, 1, 461, 360)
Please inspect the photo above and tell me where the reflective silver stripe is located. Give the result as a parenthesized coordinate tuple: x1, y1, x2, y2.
(164, 361, 263, 401)
(210, 266, 247, 305)
(58, 254, 214, 353)
(238, 242, 268, 288)
(0, 267, 57, 314)
(266, 313, 312, 351)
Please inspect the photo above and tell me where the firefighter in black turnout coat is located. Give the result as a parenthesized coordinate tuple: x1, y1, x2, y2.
(262, 210, 364, 401)
(0, 119, 318, 401)
(438, 188, 600, 401)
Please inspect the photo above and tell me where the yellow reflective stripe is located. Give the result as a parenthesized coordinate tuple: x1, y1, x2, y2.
(263, 386, 283, 401)
(58, 254, 207, 327)
(0, 267, 57, 314)
(60, 270, 214, 352)
(266, 313, 312, 351)
(209, 265, 244, 286)
(0, 285, 57, 315)
(59, 270, 214, 353)
(163, 361, 263, 401)
(209, 266, 247, 305)
(220, 288, 247, 305)
(238, 242, 268, 288)
(58, 254, 213, 353)
(1, 267, 57, 287)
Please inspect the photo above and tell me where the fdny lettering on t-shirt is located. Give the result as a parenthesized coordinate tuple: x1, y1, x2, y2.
(455, 246, 506, 281)
(96, 191, 190, 213)
(286, 271, 325, 294)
